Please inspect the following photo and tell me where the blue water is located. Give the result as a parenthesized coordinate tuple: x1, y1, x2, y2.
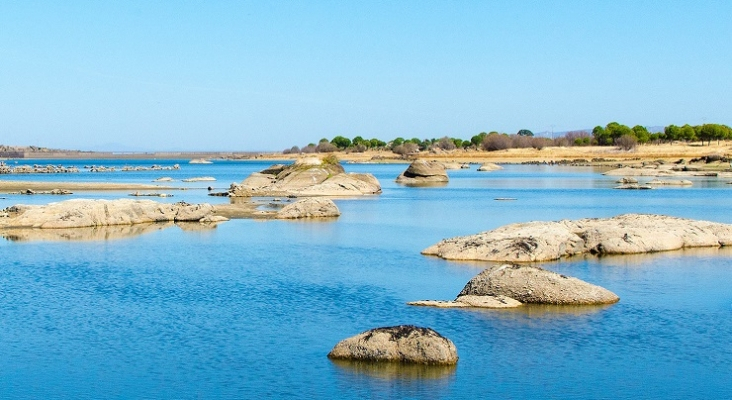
(1, 160, 731, 399)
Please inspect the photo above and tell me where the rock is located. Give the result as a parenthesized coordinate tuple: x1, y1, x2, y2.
(129, 192, 173, 197)
(229, 157, 381, 197)
(408, 294, 522, 309)
(422, 214, 732, 262)
(275, 198, 340, 219)
(477, 163, 503, 172)
(460, 163, 471, 169)
(189, 158, 212, 164)
(457, 264, 619, 305)
(154, 177, 174, 182)
(616, 177, 638, 184)
(327, 325, 458, 365)
(646, 179, 693, 186)
(442, 162, 462, 170)
(0, 199, 218, 229)
(396, 160, 449, 184)
(182, 176, 216, 182)
(614, 184, 653, 190)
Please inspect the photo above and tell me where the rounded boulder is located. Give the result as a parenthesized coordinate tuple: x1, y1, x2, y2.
(328, 325, 458, 365)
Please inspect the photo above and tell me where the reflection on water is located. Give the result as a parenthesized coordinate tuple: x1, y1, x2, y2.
(0, 221, 221, 242)
(330, 359, 456, 381)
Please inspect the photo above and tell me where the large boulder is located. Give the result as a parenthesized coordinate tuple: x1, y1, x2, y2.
(396, 160, 449, 184)
(276, 198, 340, 219)
(328, 325, 458, 365)
(228, 157, 381, 197)
(0, 199, 217, 229)
(422, 214, 732, 262)
(458, 264, 619, 305)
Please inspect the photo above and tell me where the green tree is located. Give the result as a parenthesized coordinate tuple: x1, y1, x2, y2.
(664, 125, 681, 141)
(517, 129, 534, 137)
(592, 126, 611, 145)
(330, 135, 352, 149)
(606, 122, 632, 141)
(391, 137, 405, 147)
(631, 125, 650, 144)
(680, 124, 697, 141)
(471, 132, 487, 147)
(352, 136, 367, 147)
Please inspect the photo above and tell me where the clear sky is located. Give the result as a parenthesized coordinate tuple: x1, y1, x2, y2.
(1, 1, 731, 152)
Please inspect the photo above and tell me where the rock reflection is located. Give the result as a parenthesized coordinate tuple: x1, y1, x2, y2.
(1, 221, 222, 242)
(330, 359, 456, 381)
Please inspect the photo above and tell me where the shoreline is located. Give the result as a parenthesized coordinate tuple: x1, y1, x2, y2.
(3, 142, 730, 166)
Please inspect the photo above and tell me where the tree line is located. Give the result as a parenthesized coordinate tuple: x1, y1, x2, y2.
(283, 122, 732, 155)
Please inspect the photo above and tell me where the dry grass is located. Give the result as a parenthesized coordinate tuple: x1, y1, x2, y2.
(258, 142, 732, 165)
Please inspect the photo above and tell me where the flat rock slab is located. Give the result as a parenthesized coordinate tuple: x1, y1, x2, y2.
(328, 325, 458, 365)
(422, 213, 732, 262)
(0, 199, 217, 229)
(408, 294, 522, 309)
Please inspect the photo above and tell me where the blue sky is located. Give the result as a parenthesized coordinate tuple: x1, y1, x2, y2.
(1, 1, 730, 152)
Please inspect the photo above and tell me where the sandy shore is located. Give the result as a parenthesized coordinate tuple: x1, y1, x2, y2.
(0, 180, 172, 192)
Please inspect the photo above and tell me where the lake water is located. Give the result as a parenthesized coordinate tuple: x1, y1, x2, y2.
(1, 159, 731, 399)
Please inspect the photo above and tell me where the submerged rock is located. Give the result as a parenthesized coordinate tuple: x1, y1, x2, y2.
(229, 157, 381, 197)
(646, 179, 693, 186)
(0, 199, 217, 229)
(396, 160, 449, 184)
(275, 198, 340, 219)
(422, 214, 732, 262)
(328, 325, 458, 365)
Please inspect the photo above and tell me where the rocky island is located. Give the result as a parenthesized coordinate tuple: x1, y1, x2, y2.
(0, 199, 223, 229)
(227, 156, 381, 197)
(422, 214, 732, 262)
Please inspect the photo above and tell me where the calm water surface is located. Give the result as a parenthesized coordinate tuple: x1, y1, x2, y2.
(1, 160, 731, 399)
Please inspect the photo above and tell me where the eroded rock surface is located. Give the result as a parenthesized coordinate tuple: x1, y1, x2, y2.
(229, 157, 381, 197)
(328, 325, 458, 365)
(396, 160, 449, 184)
(422, 214, 732, 262)
(0, 199, 217, 229)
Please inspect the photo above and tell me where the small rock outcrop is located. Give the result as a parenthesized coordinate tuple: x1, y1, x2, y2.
(458, 264, 619, 305)
(646, 179, 693, 186)
(614, 184, 653, 190)
(422, 214, 732, 262)
(0, 199, 218, 229)
(275, 198, 340, 219)
(182, 176, 216, 182)
(327, 325, 458, 365)
(229, 157, 381, 197)
(396, 160, 449, 184)
(410, 264, 618, 307)
(477, 163, 503, 172)
(616, 177, 638, 184)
